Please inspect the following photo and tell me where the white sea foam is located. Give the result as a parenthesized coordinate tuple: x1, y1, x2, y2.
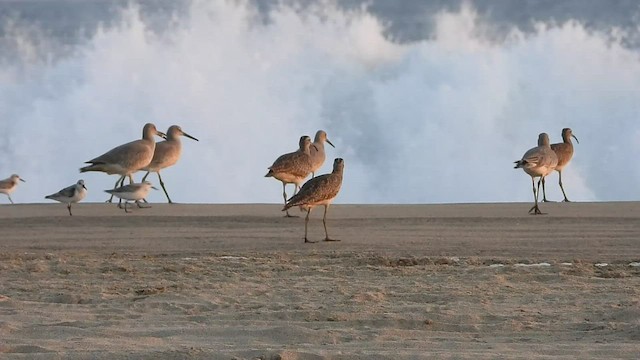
(1, 2, 638, 203)
(515, 262, 551, 267)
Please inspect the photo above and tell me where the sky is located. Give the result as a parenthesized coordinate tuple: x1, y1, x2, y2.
(1, 1, 639, 204)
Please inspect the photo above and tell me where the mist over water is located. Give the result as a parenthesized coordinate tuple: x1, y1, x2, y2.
(1, 1, 639, 204)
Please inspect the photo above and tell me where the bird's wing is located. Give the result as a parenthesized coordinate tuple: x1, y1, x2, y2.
(0, 179, 14, 190)
(268, 152, 312, 177)
(287, 174, 340, 206)
(87, 140, 152, 169)
(51, 184, 77, 198)
(111, 183, 142, 193)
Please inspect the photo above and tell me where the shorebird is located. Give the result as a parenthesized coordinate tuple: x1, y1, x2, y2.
(265, 135, 316, 217)
(514, 133, 558, 215)
(309, 130, 335, 177)
(0, 174, 25, 204)
(140, 125, 199, 203)
(45, 179, 87, 216)
(542, 128, 579, 202)
(283, 158, 344, 243)
(104, 181, 157, 213)
(80, 123, 166, 202)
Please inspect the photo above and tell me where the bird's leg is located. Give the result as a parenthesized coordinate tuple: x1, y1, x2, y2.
(304, 208, 317, 243)
(311, 172, 315, 178)
(542, 176, 551, 202)
(529, 177, 545, 215)
(135, 199, 151, 209)
(123, 201, 129, 213)
(158, 171, 173, 204)
(8, 194, 14, 204)
(528, 177, 536, 213)
(283, 183, 297, 218)
(528, 177, 544, 215)
(67, 204, 72, 216)
(108, 176, 124, 203)
(140, 172, 151, 204)
(559, 170, 571, 202)
(323, 205, 340, 242)
(119, 175, 134, 209)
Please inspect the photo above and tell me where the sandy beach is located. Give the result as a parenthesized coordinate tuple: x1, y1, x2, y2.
(1, 202, 639, 359)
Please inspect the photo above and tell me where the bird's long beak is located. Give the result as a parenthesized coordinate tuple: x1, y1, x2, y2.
(151, 186, 159, 190)
(19, 178, 26, 182)
(326, 139, 335, 148)
(183, 132, 199, 142)
(82, 184, 87, 190)
(572, 134, 579, 144)
(156, 130, 167, 139)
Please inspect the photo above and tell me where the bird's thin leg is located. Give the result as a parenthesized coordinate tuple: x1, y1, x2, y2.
(559, 170, 571, 202)
(136, 200, 150, 209)
(304, 208, 317, 243)
(140, 172, 151, 203)
(323, 205, 340, 242)
(124, 201, 130, 213)
(542, 176, 551, 202)
(118, 176, 132, 208)
(528, 177, 536, 213)
(67, 204, 72, 216)
(107, 176, 124, 203)
(529, 177, 543, 215)
(8, 194, 14, 204)
(530, 177, 545, 215)
(158, 171, 173, 204)
(283, 183, 296, 218)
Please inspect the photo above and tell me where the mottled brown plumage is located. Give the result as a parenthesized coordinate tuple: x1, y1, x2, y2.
(265, 135, 315, 217)
(283, 158, 344, 243)
(542, 128, 579, 202)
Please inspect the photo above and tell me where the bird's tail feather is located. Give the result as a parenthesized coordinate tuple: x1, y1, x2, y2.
(80, 164, 105, 173)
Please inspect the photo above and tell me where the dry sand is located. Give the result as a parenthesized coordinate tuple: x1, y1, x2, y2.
(0, 202, 639, 359)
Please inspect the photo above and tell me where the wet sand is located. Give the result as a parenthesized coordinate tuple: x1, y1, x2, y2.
(1, 202, 639, 359)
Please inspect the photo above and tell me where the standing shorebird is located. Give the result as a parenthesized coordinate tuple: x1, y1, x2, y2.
(309, 130, 335, 177)
(45, 179, 87, 216)
(104, 181, 157, 213)
(80, 123, 166, 202)
(265, 135, 316, 217)
(141, 125, 199, 203)
(0, 174, 25, 204)
(283, 158, 344, 243)
(542, 128, 579, 202)
(514, 133, 558, 215)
